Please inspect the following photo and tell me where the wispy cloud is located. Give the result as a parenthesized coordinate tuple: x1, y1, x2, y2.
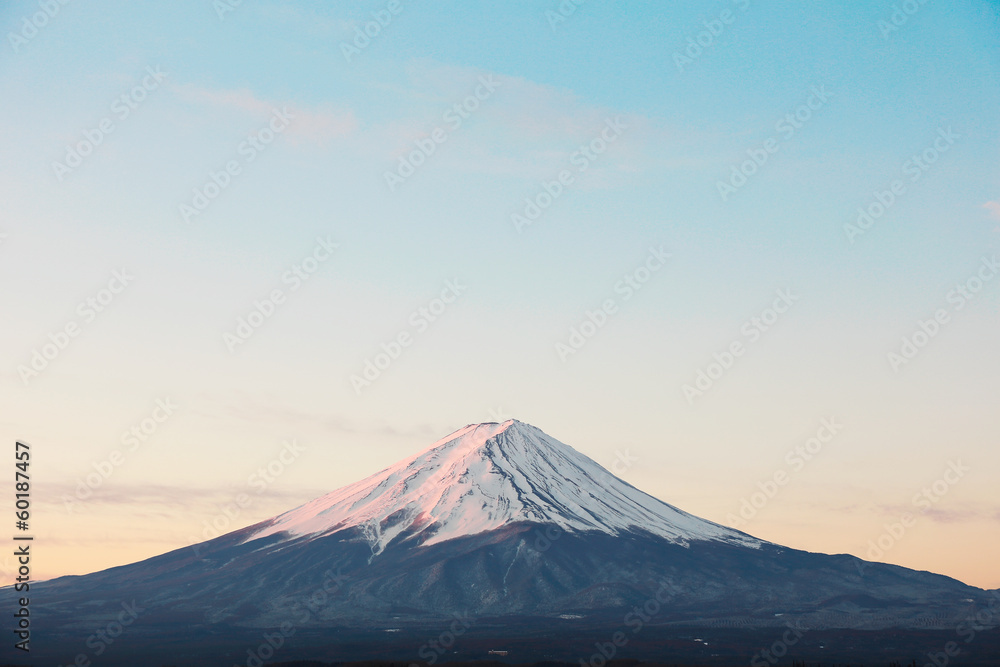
(174, 83, 359, 143)
(871, 502, 1000, 524)
(204, 393, 443, 441)
(984, 201, 1000, 233)
(353, 59, 676, 186)
(35, 481, 324, 511)
(167, 60, 705, 185)
(255, 3, 357, 38)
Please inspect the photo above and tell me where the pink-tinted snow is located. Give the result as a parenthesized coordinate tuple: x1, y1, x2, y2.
(243, 420, 761, 555)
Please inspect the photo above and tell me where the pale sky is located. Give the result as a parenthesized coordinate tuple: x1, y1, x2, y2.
(1, 0, 998, 590)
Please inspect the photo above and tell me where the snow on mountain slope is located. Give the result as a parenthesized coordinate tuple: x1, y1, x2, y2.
(244, 419, 762, 555)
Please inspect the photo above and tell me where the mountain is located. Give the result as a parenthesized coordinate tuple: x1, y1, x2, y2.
(6, 419, 999, 666)
(245, 420, 761, 554)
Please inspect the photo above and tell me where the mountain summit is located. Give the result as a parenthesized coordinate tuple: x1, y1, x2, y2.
(247, 419, 760, 555)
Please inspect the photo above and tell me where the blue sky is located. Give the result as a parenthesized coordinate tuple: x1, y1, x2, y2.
(1, 0, 998, 587)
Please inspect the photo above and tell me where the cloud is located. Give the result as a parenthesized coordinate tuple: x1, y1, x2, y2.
(174, 83, 358, 144)
(352, 59, 671, 185)
(169, 60, 710, 184)
(35, 481, 324, 511)
(871, 502, 1000, 524)
(371, 59, 739, 189)
(919, 507, 982, 524)
(205, 394, 443, 442)
(176, 85, 271, 115)
(984, 201, 1000, 233)
(255, 3, 357, 39)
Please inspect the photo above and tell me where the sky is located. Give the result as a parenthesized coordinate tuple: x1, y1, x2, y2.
(0, 0, 998, 590)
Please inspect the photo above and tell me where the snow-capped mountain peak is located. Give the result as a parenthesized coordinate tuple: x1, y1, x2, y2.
(244, 419, 761, 554)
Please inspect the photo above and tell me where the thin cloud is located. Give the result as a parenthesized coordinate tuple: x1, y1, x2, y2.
(34, 481, 324, 511)
(173, 83, 358, 144)
(254, 3, 356, 38)
(984, 201, 1000, 233)
(190, 391, 443, 442)
(359, 59, 663, 184)
(871, 502, 998, 524)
